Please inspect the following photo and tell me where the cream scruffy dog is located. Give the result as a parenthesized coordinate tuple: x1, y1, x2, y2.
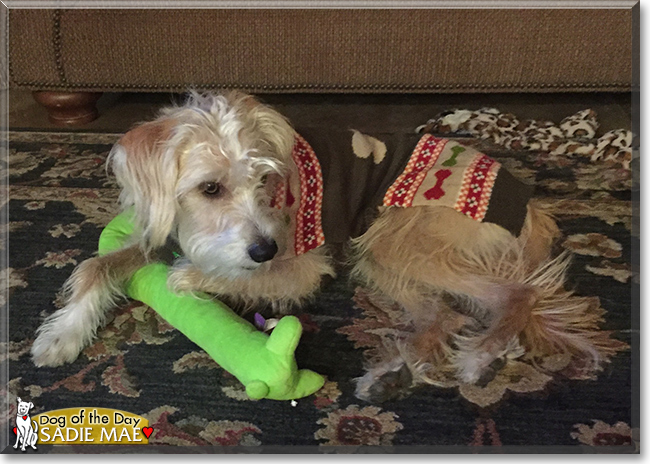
(32, 91, 610, 402)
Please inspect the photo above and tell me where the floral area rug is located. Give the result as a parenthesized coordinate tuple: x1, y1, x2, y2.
(2, 114, 637, 453)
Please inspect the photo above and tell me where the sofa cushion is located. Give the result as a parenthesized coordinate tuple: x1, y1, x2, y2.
(9, 9, 634, 93)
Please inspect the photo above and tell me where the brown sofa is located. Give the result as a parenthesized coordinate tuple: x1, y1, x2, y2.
(9, 8, 635, 125)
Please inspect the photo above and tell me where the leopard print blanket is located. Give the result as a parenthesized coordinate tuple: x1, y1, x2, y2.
(418, 108, 633, 170)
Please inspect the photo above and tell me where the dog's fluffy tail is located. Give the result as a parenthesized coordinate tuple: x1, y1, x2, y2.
(520, 253, 627, 376)
(516, 202, 627, 375)
(521, 252, 624, 373)
(518, 201, 562, 270)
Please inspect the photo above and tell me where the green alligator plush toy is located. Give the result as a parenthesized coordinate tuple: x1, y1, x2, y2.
(98, 211, 325, 401)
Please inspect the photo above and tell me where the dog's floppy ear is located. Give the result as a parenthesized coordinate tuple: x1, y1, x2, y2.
(109, 118, 179, 251)
(28, 402, 33, 410)
(254, 102, 295, 169)
(16, 397, 21, 403)
(229, 91, 296, 170)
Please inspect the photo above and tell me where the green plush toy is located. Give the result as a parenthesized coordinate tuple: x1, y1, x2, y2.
(98, 211, 325, 401)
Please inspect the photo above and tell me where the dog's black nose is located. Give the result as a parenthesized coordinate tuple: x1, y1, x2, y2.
(248, 237, 278, 263)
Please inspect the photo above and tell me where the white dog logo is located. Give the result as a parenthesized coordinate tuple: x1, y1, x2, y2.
(13, 397, 38, 451)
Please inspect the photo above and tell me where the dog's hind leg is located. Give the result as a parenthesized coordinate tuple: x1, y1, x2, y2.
(352, 206, 546, 385)
(448, 281, 538, 383)
(353, 292, 472, 402)
(373, 259, 539, 384)
(32, 245, 147, 367)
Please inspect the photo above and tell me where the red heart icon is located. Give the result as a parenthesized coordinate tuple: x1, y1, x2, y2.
(13, 427, 16, 435)
(142, 427, 153, 439)
(22, 416, 27, 420)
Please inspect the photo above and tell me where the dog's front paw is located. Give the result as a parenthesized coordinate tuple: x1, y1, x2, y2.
(354, 358, 413, 403)
(31, 326, 85, 367)
(31, 301, 95, 367)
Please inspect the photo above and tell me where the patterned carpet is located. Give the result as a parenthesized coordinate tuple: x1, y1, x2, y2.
(2, 110, 637, 453)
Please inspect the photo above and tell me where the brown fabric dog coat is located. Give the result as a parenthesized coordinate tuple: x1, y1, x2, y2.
(271, 128, 534, 258)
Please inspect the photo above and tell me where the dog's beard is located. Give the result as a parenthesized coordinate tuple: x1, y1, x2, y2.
(179, 228, 261, 278)
(176, 214, 287, 280)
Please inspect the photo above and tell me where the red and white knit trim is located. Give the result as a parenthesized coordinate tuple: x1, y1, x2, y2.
(292, 134, 325, 255)
(382, 134, 448, 207)
(454, 154, 500, 220)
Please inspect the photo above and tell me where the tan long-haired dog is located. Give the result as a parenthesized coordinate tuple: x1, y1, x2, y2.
(32, 92, 612, 402)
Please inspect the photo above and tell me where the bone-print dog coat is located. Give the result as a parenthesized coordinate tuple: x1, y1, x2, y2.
(269, 128, 535, 258)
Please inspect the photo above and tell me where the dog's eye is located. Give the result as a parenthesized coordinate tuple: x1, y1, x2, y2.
(201, 182, 222, 197)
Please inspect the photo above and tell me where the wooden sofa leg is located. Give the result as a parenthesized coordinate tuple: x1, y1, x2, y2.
(32, 91, 103, 126)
